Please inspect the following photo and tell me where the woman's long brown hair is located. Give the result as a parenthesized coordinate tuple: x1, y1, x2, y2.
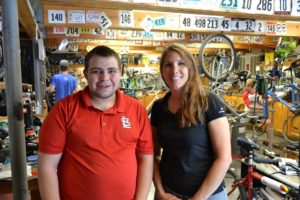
(160, 43, 208, 128)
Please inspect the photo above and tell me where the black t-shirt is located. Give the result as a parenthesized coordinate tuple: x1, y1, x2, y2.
(150, 92, 226, 196)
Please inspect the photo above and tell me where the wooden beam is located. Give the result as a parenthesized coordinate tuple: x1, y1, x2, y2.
(18, 0, 38, 37)
(38, 0, 300, 22)
(42, 4, 300, 37)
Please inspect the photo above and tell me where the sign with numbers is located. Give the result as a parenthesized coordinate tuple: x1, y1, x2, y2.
(86, 11, 102, 23)
(238, 0, 274, 15)
(219, 0, 238, 10)
(152, 16, 167, 28)
(255, 20, 266, 33)
(53, 27, 67, 34)
(131, 31, 143, 39)
(206, 17, 219, 30)
(92, 28, 103, 35)
(68, 10, 85, 24)
(143, 32, 154, 39)
(164, 32, 185, 40)
(66, 27, 80, 36)
(194, 16, 207, 30)
(105, 29, 116, 39)
(180, 14, 194, 30)
(254, 0, 274, 15)
(99, 12, 112, 30)
(274, 0, 291, 14)
(231, 18, 255, 32)
(266, 21, 276, 34)
(176, 32, 185, 40)
(291, 0, 300, 16)
(157, 0, 179, 6)
(218, 18, 231, 31)
(48, 10, 65, 24)
(190, 33, 204, 41)
(119, 10, 134, 27)
(238, 0, 255, 13)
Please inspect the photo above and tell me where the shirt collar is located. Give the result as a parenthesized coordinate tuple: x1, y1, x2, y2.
(81, 86, 125, 113)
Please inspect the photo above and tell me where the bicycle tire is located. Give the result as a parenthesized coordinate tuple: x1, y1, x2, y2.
(252, 118, 266, 137)
(131, 73, 156, 94)
(224, 169, 247, 200)
(199, 34, 236, 81)
(282, 113, 300, 145)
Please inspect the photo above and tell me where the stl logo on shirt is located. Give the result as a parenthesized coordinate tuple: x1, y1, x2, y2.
(121, 116, 131, 128)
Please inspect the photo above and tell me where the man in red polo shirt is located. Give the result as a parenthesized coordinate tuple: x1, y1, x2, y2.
(38, 46, 154, 200)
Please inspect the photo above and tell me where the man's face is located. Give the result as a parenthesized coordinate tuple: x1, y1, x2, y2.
(84, 55, 120, 100)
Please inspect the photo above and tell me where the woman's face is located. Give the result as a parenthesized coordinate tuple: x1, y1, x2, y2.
(161, 51, 189, 92)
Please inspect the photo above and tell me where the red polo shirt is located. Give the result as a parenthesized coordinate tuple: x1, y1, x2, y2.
(39, 87, 153, 200)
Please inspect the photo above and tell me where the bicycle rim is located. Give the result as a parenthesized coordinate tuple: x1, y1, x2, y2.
(199, 34, 236, 81)
(132, 73, 156, 94)
(282, 113, 300, 145)
(253, 119, 266, 137)
(225, 169, 247, 200)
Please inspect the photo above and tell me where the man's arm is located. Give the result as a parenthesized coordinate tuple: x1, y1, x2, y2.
(134, 153, 153, 200)
(38, 152, 62, 200)
(47, 84, 55, 93)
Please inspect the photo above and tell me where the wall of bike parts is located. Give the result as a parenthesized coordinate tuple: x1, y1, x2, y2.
(34, 1, 299, 141)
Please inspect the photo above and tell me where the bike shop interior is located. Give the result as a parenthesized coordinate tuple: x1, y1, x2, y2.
(0, 0, 299, 199)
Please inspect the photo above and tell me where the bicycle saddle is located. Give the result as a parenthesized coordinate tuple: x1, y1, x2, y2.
(237, 136, 260, 151)
(0, 126, 8, 139)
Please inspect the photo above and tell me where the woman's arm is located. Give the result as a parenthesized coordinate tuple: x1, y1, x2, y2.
(191, 117, 232, 200)
(152, 126, 181, 200)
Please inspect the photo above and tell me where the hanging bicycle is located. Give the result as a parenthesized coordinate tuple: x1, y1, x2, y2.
(199, 33, 237, 81)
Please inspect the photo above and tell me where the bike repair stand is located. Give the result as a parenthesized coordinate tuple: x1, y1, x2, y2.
(268, 96, 275, 150)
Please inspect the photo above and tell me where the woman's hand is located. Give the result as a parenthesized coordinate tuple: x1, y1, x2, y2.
(158, 192, 182, 200)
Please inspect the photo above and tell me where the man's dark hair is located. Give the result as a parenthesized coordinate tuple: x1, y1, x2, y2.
(59, 59, 69, 72)
(84, 46, 121, 71)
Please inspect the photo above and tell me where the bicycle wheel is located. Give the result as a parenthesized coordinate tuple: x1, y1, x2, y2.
(252, 118, 266, 137)
(131, 73, 156, 94)
(282, 113, 300, 145)
(199, 34, 236, 81)
(224, 169, 247, 200)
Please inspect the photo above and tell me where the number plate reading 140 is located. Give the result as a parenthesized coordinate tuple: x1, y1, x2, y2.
(48, 10, 66, 24)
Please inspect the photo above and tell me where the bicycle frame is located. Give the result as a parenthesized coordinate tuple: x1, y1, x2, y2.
(227, 137, 290, 200)
(268, 84, 300, 112)
(229, 154, 289, 199)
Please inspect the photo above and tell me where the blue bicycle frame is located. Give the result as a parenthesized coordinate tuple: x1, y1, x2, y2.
(268, 84, 300, 112)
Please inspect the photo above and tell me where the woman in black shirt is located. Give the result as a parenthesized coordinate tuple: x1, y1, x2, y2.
(151, 43, 232, 200)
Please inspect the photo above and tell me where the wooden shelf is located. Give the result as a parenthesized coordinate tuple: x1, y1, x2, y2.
(70, 64, 84, 69)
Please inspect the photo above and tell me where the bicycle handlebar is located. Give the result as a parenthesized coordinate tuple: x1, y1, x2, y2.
(253, 156, 280, 166)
